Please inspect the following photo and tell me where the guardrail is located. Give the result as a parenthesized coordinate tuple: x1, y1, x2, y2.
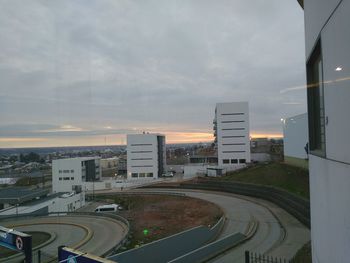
(144, 180, 310, 228)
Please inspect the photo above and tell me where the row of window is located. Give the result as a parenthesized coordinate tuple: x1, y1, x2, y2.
(59, 169, 74, 174)
(59, 177, 74, 181)
(131, 165, 154, 168)
(223, 159, 246, 164)
(221, 121, 245, 124)
(131, 172, 154, 178)
(221, 113, 244, 116)
(222, 128, 245, 130)
(222, 143, 245, 145)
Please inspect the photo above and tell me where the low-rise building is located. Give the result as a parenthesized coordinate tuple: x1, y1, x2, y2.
(52, 157, 101, 193)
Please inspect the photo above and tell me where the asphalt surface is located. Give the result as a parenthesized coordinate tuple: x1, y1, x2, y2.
(126, 188, 310, 263)
(1, 215, 128, 262)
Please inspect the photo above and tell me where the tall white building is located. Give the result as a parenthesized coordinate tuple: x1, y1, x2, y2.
(127, 134, 166, 179)
(298, 0, 350, 262)
(214, 102, 251, 166)
(52, 157, 101, 193)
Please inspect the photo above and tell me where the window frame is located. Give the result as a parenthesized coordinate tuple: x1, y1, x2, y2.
(307, 39, 326, 157)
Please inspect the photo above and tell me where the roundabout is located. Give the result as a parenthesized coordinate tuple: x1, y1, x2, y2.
(0, 214, 128, 263)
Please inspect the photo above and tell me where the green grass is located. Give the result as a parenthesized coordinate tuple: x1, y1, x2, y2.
(292, 242, 312, 263)
(216, 162, 309, 199)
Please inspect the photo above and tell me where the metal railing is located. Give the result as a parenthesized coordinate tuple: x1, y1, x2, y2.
(245, 251, 291, 263)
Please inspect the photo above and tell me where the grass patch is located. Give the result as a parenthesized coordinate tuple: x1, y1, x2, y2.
(214, 162, 309, 199)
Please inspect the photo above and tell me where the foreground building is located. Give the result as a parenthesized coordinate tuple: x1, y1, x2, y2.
(52, 157, 101, 193)
(282, 113, 308, 169)
(299, 0, 350, 262)
(214, 102, 251, 166)
(127, 133, 166, 179)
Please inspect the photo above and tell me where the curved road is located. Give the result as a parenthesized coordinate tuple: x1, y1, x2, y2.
(125, 188, 310, 263)
(1, 215, 128, 262)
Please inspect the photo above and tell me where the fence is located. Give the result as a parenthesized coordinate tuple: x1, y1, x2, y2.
(245, 251, 291, 263)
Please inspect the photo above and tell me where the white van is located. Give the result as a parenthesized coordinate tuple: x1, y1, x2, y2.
(94, 204, 120, 213)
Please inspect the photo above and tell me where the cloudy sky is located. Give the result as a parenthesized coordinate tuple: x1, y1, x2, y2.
(0, 0, 306, 148)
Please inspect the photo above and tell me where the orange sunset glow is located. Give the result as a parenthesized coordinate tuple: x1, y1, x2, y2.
(0, 131, 283, 148)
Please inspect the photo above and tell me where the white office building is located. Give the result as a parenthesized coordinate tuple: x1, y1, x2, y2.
(127, 134, 166, 179)
(52, 157, 101, 193)
(282, 113, 309, 169)
(298, 0, 350, 262)
(214, 102, 251, 166)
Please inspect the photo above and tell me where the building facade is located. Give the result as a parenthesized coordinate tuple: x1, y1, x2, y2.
(299, 0, 350, 262)
(214, 102, 251, 166)
(282, 113, 309, 169)
(52, 157, 101, 193)
(127, 134, 166, 179)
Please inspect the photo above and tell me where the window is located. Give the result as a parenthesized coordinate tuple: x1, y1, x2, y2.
(139, 173, 146, 177)
(59, 170, 62, 174)
(307, 40, 326, 156)
(239, 159, 246, 164)
(146, 173, 153, 177)
(231, 159, 238, 164)
(71, 177, 74, 180)
(70, 169, 74, 173)
(63, 177, 70, 180)
(223, 159, 229, 164)
(59, 177, 62, 181)
(131, 173, 138, 178)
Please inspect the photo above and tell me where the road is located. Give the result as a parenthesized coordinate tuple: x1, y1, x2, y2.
(0, 215, 128, 262)
(114, 188, 310, 263)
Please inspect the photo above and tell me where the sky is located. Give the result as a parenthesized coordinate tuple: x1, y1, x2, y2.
(0, 0, 306, 148)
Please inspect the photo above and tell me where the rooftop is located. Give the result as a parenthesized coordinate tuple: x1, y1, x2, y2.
(0, 187, 49, 204)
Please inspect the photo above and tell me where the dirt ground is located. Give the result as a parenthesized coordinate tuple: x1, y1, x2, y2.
(98, 194, 223, 249)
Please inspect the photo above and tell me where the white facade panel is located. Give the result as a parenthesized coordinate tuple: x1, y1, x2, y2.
(303, 0, 350, 262)
(283, 113, 308, 159)
(304, 0, 342, 56)
(52, 157, 101, 193)
(215, 102, 250, 166)
(127, 134, 166, 180)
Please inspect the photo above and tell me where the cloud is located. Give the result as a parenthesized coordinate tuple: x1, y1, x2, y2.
(0, 0, 306, 147)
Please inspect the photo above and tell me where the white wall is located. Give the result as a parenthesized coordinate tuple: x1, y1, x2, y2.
(216, 102, 250, 166)
(52, 157, 101, 193)
(49, 193, 86, 213)
(283, 113, 308, 159)
(304, 0, 342, 56)
(52, 158, 83, 193)
(304, 0, 350, 262)
(127, 134, 165, 179)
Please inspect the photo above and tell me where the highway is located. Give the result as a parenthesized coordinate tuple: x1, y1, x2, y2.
(0, 215, 128, 262)
(123, 188, 310, 262)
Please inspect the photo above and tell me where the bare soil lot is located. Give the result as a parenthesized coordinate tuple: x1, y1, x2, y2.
(96, 194, 223, 250)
